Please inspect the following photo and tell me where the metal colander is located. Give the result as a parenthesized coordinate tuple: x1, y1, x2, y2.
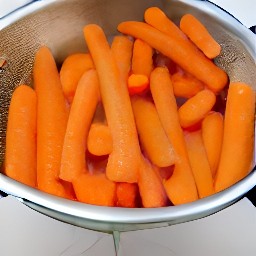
(0, 0, 255, 232)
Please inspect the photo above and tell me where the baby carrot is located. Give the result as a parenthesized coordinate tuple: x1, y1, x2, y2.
(33, 46, 70, 198)
(180, 14, 221, 59)
(111, 35, 133, 82)
(202, 111, 224, 177)
(117, 21, 228, 92)
(138, 156, 168, 208)
(215, 82, 255, 192)
(60, 53, 94, 103)
(184, 129, 215, 198)
(131, 95, 175, 167)
(5, 85, 37, 187)
(83, 24, 141, 183)
(150, 67, 198, 205)
(171, 71, 205, 98)
(73, 172, 116, 206)
(128, 73, 149, 95)
(178, 89, 216, 128)
(116, 182, 140, 208)
(60, 69, 100, 182)
(131, 38, 154, 78)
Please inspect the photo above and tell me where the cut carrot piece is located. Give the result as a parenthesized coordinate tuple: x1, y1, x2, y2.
(118, 21, 228, 92)
(128, 74, 149, 95)
(178, 89, 216, 128)
(138, 156, 168, 208)
(87, 123, 112, 156)
(150, 67, 198, 205)
(215, 82, 255, 192)
(87, 102, 112, 156)
(83, 24, 141, 183)
(171, 71, 205, 98)
(184, 129, 214, 198)
(60, 53, 94, 103)
(60, 69, 100, 182)
(131, 95, 175, 167)
(131, 38, 154, 77)
(116, 182, 140, 208)
(33, 46, 72, 198)
(180, 14, 221, 59)
(5, 85, 37, 187)
(73, 172, 116, 206)
(202, 111, 224, 177)
(111, 35, 133, 82)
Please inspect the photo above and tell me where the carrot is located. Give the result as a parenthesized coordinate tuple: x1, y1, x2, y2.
(5, 85, 37, 187)
(73, 172, 116, 206)
(128, 74, 149, 95)
(83, 24, 141, 183)
(180, 14, 221, 59)
(138, 156, 168, 208)
(116, 182, 140, 208)
(117, 21, 228, 92)
(60, 53, 94, 103)
(178, 89, 216, 128)
(131, 38, 154, 78)
(144, 7, 187, 40)
(202, 111, 224, 177)
(184, 129, 214, 198)
(59, 69, 100, 182)
(171, 71, 205, 98)
(33, 46, 73, 198)
(150, 67, 198, 205)
(214, 82, 255, 192)
(111, 35, 133, 82)
(131, 95, 175, 167)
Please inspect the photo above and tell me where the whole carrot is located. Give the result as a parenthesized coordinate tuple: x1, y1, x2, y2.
(150, 67, 198, 205)
(184, 129, 214, 198)
(202, 111, 224, 177)
(178, 89, 216, 128)
(180, 14, 221, 59)
(5, 85, 37, 187)
(33, 46, 70, 198)
(117, 21, 228, 92)
(59, 69, 100, 182)
(60, 53, 94, 103)
(215, 82, 255, 192)
(131, 38, 154, 78)
(131, 95, 175, 167)
(83, 24, 141, 183)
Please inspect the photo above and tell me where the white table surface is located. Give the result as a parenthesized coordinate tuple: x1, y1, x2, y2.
(0, 1, 255, 256)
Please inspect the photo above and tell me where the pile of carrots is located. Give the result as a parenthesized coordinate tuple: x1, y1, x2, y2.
(3, 7, 255, 208)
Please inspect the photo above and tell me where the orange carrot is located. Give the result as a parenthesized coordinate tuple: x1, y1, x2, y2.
(184, 129, 214, 198)
(83, 24, 141, 183)
(73, 172, 116, 206)
(59, 69, 100, 182)
(178, 89, 216, 128)
(171, 71, 205, 98)
(128, 73, 149, 95)
(138, 156, 168, 208)
(111, 35, 133, 82)
(180, 14, 221, 59)
(60, 53, 94, 103)
(116, 182, 140, 208)
(131, 38, 154, 77)
(5, 85, 37, 187)
(131, 95, 175, 167)
(150, 67, 198, 205)
(117, 21, 228, 92)
(33, 46, 72, 198)
(202, 111, 224, 177)
(215, 82, 255, 192)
